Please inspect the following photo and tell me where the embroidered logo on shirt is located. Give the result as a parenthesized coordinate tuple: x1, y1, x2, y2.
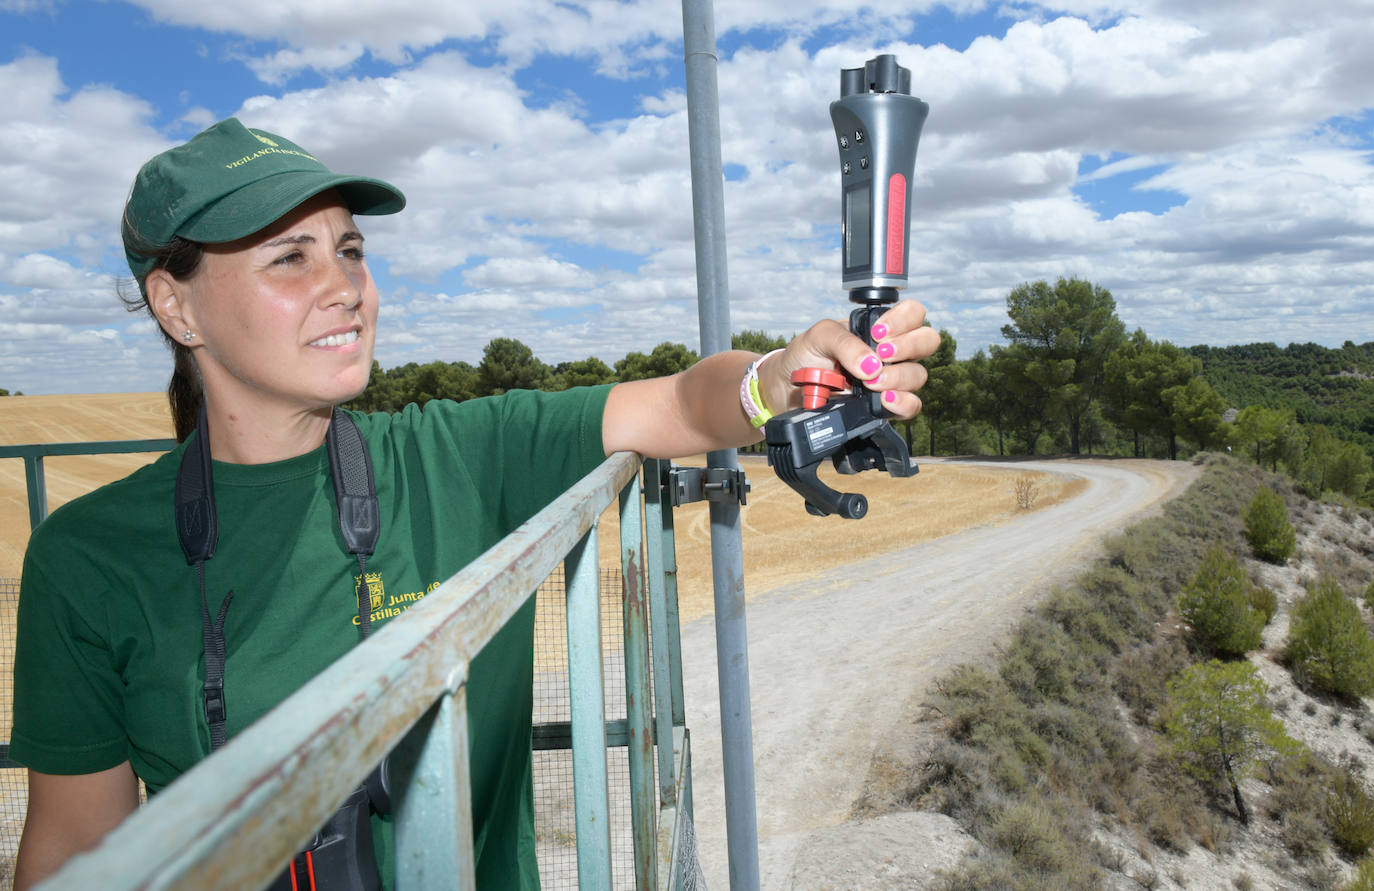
(352, 578, 443, 627)
(356, 572, 386, 612)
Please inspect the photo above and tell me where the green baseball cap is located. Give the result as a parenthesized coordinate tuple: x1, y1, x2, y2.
(122, 117, 406, 291)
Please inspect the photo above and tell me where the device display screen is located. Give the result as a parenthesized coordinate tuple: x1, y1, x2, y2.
(844, 184, 872, 273)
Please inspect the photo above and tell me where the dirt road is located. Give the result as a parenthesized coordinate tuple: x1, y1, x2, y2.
(679, 457, 1198, 889)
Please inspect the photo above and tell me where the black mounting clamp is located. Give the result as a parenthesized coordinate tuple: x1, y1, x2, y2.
(666, 465, 751, 508)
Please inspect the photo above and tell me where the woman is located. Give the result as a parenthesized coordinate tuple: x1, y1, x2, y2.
(10, 118, 939, 888)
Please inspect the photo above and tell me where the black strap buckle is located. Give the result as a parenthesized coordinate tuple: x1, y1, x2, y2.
(203, 677, 226, 725)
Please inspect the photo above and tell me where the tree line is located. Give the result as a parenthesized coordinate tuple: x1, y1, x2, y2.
(344, 329, 788, 412)
(338, 276, 1370, 503)
(906, 278, 1371, 504)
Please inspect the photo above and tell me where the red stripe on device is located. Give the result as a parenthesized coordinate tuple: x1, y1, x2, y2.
(886, 173, 906, 275)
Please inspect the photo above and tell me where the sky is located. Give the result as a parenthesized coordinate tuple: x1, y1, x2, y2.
(1, 0, 1372, 395)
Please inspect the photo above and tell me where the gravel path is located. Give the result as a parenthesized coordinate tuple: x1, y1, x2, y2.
(679, 457, 1199, 889)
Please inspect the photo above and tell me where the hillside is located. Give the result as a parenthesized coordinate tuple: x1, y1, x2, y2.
(1191, 341, 1374, 454)
(846, 453, 1374, 889)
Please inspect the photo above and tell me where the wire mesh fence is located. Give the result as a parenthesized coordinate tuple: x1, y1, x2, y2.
(0, 565, 650, 890)
(533, 564, 648, 890)
(1, 577, 23, 890)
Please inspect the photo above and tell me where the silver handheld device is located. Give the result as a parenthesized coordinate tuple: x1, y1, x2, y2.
(832, 54, 929, 300)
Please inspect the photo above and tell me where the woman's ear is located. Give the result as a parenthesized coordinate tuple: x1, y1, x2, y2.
(145, 269, 196, 345)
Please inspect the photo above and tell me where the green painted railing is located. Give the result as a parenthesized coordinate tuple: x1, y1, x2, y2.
(6, 443, 697, 889)
(0, 438, 178, 530)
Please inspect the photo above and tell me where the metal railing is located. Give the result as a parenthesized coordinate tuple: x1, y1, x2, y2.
(6, 445, 697, 889)
(0, 439, 178, 531)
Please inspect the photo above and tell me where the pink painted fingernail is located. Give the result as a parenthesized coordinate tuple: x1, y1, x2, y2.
(860, 355, 881, 376)
(883, 390, 898, 404)
(872, 323, 888, 339)
(877, 342, 895, 359)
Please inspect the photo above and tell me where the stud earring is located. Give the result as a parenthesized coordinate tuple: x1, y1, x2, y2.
(182, 330, 196, 343)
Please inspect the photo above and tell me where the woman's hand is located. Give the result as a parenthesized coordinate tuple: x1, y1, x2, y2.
(758, 299, 942, 420)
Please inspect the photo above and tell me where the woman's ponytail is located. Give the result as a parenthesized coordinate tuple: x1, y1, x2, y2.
(168, 343, 203, 442)
(120, 234, 206, 442)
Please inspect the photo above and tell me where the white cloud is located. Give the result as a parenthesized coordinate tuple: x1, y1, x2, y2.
(3, 2, 1373, 394)
(3, 252, 98, 289)
(243, 43, 369, 86)
(0, 56, 168, 258)
(462, 256, 599, 290)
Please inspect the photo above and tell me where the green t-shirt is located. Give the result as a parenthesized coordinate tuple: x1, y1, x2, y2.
(11, 386, 612, 889)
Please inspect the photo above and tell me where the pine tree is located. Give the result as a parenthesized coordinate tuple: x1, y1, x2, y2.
(1286, 575, 1374, 700)
(1165, 660, 1297, 824)
(1178, 545, 1266, 656)
(1243, 486, 1295, 563)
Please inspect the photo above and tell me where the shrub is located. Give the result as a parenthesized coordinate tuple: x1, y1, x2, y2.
(1000, 616, 1100, 708)
(1251, 583, 1279, 625)
(1286, 575, 1374, 700)
(1349, 856, 1374, 891)
(1364, 579, 1374, 613)
(911, 740, 994, 821)
(1310, 546, 1368, 598)
(1114, 639, 1190, 725)
(1137, 785, 1193, 851)
(1012, 474, 1039, 510)
(929, 664, 1052, 797)
(1104, 513, 1204, 606)
(1178, 545, 1266, 656)
(935, 854, 1023, 891)
(1264, 754, 1332, 861)
(1245, 486, 1296, 563)
(991, 799, 1075, 874)
(1327, 770, 1374, 859)
(1065, 566, 1150, 648)
(1283, 808, 1330, 861)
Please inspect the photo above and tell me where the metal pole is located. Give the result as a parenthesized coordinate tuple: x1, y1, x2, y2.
(680, 2, 761, 888)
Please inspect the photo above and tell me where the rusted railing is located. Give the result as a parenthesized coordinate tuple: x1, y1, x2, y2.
(9, 446, 696, 889)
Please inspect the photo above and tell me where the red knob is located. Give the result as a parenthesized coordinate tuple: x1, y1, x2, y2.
(791, 367, 848, 410)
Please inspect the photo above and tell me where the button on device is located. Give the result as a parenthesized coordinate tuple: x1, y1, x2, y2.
(843, 161, 852, 175)
(854, 129, 865, 144)
(859, 156, 869, 169)
(839, 135, 850, 149)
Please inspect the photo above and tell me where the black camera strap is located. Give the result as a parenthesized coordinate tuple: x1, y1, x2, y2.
(175, 404, 380, 752)
(326, 407, 380, 639)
